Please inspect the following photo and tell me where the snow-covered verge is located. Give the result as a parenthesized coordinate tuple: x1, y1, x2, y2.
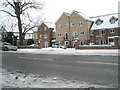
(16, 48, 119, 56)
(1, 68, 114, 88)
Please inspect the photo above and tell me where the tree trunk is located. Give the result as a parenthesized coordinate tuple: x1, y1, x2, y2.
(17, 15, 23, 46)
(14, 2, 23, 46)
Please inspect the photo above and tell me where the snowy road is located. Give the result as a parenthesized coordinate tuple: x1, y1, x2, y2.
(2, 52, 118, 88)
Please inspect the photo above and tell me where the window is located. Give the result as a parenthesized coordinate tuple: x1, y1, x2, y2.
(99, 30, 105, 35)
(80, 32, 84, 35)
(110, 29, 115, 33)
(64, 41, 69, 46)
(40, 35, 42, 39)
(90, 31, 94, 36)
(58, 33, 62, 36)
(72, 32, 78, 40)
(109, 39, 114, 42)
(44, 42, 48, 48)
(99, 40, 106, 45)
(44, 34, 47, 39)
(40, 28, 42, 31)
(58, 24, 62, 28)
(35, 35, 38, 39)
(64, 32, 68, 40)
(71, 23, 74, 27)
(66, 23, 69, 27)
(90, 40, 94, 44)
(80, 40, 85, 45)
(44, 27, 47, 31)
(29, 34, 31, 37)
(95, 18, 103, 25)
(96, 40, 99, 43)
(78, 22, 83, 26)
(109, 16, 118, 24)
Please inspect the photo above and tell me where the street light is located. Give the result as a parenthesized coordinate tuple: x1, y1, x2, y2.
(12, 36, 14, 45)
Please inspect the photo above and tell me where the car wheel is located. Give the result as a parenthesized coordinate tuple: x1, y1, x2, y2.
(4, 47, 8, 51)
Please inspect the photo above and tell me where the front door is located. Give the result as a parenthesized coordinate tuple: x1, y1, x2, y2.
(44, 42, 48, 48)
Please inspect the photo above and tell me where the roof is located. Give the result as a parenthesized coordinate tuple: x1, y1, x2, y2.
(90, 13, 119, 30)
(71, 10, 92, 21)
(55, 12, 70, 24)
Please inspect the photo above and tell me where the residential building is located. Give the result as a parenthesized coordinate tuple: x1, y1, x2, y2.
(34, 22, 54, 48)
(14, 31, 33, 45)
(90, 13, 120, 48)
(55, 10, 92, 47)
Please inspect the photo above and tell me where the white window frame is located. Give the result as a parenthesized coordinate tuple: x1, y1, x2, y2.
(80, 32, 85, 35)
(72, 32, 78, 40)
(40, 35, 42, 39)
(99, 30, 105, 35)
(44, 27, 47, 31)
(78, 22, 83, 26)
(66, 23, 69, 27)
(110, 29, 115, 33)
(58, 24, 62, 29)
(80, 40, 85, 45)
(90, 31, 94, 36)
(71, 23, 74, 27)
(44, 42, 48, 48)
(64, 41, 69, 46)
(44, 34, 47, 39)
(64, 32, 69, 40)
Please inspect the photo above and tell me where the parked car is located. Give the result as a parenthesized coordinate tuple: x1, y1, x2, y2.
(52, 43, 59, 48)
(30, 44, 39, 47)
(58, 44, 67, 49)
(2, 42, 17, 51)
(52, 43, 66, 49)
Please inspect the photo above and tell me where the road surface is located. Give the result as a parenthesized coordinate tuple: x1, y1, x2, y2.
(2, 52, 118, 87)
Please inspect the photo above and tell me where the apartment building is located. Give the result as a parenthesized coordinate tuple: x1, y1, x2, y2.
(55, 10, 92, 47)
(90, 13, 120, 48)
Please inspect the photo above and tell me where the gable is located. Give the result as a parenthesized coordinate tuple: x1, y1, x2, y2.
(55, 12, 70, 24)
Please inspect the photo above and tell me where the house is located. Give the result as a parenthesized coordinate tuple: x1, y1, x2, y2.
(0, 26, 18, 45)
(0, 26, 7, 41)
(14, 30, 33, 45)
(55, 10, 92, 47)
(90, 13, 120, 49)
(33, 22, 54, 48)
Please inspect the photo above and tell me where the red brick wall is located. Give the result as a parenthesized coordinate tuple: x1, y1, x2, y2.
(37, 23, 53, 48)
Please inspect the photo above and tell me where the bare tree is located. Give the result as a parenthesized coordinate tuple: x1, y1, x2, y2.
(0, 0, 44, 45)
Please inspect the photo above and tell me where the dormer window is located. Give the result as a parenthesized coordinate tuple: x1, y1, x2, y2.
(109, 16, 118, 24)
(95, 18, 103, 25)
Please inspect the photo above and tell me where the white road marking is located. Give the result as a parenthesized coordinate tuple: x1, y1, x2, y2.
(76, 61, 118, 66)
(18, 57, 54, 62)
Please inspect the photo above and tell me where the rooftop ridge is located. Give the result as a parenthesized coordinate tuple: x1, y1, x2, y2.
(90, 13, 118, 18)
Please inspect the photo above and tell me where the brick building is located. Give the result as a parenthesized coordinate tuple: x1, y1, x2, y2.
(33, 23, 54, 48)
(90, 13, 120, 49)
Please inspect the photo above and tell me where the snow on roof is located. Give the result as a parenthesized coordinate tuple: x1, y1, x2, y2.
(90, 13, 119, 30)
(72, 10, 92, 21)
(44, 22, 55, 29)
(55, 12, 70, 24)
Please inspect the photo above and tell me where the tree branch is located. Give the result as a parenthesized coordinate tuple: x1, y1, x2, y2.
(0, 10, 17, 17)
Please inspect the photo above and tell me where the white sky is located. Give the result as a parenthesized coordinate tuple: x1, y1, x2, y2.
(43, 0, 120, 23)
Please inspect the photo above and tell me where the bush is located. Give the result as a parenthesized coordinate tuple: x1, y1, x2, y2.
(27, 39, 34, 45)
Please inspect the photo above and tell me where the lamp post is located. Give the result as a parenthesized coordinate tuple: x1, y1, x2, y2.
(75, 38, 79, 49)
(12, 36, 14, 45)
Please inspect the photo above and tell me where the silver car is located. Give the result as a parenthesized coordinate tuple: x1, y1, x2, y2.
(2, 42, 17, 51)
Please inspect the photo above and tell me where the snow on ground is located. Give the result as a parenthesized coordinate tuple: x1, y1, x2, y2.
(1, 68, 113, 88)
(16, 48, 119, 56)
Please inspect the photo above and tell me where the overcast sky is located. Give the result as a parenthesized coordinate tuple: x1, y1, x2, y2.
(43, 0, 120, 23)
